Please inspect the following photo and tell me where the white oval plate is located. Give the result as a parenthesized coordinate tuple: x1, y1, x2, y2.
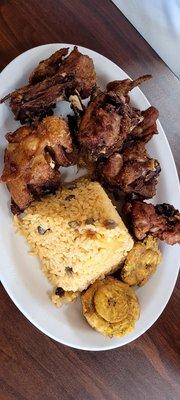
(0, 44, 179, 351)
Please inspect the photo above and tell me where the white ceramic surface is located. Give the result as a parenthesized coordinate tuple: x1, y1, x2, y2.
(0, 44, 179, 351)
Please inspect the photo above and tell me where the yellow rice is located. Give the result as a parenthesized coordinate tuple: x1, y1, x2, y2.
(14, 178, 133, 292)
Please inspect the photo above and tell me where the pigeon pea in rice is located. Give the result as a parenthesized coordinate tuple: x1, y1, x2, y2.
(52, 288, 79, 307)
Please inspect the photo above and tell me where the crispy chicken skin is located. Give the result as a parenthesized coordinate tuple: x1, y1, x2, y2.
(57, 46, 96, 99)
(106, 74, 152, 98)
(78, 91, 131, 160)
(97, 142, 161, 199)
(0, 47, 96, 124)
(29, 48, 69, 84)
(78, 75, 158, 161)
(129, 106, 159, 143)
(124, 201, 180, 245)
(1, 116, 73, 211)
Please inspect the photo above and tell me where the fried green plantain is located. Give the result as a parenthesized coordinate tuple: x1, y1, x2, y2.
(121, 236, 162, 286)
(81, 277, 140, 337)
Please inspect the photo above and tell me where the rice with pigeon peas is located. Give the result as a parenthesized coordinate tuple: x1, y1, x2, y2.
(14, 178, 133, 293)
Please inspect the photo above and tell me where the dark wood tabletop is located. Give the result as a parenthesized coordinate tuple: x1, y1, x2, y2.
(0, 1, 180, 399)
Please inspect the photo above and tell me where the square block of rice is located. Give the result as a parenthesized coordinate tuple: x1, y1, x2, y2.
(15, 178, 134, 292)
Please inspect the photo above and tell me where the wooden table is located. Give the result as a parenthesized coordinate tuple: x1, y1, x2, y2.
(0, 1, 179, 399)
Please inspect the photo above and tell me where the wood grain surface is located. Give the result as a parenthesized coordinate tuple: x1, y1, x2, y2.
(0, 1, 180, 399)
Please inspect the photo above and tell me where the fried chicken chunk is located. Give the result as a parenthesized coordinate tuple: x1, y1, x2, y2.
(29, 48, 69, 84)
(106, 74, 151, 100)
(78, 74, 158, 161)
(124, 201, 180, 245)
(121, 236, 162, 286)
(1, 116, 73, 211)
(97, 142, 161, 199)
(78, 91, 131, 160)
(0, 47, 96, 124)
(129, 106, 159, 143)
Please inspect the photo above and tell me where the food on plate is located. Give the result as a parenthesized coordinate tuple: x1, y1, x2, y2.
(127, 106, 159, 144)
(121, 236, 162, 286)
(1, 116, 73, 212)
(1, 45, 180, 341)
(51, 287, 79, 307)
(0, 46, 96, 124)
(96, 141, 161, 199)
(78, 88, 131, 160)
(81, 277, 140, 337)
(29, 48, 70, 84)
(106, 74, 151, 99)
(124, 201, 180, 245)
(14, 178, 134, 292)
(78, 74, 158, 161)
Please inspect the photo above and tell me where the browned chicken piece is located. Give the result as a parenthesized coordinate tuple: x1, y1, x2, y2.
(123, 201, 180, 245)
(115, 159, 160, 198)
(107, 76, 159, 143)
(1, 116, 73, 212)
(57, 46, 96, 98)
(100, 153, 123, 180)
(129, 106, 159, 143)
(122, 141, 148, 162)
(78, 75, 157, 161)
(78, 91, 131, 160)
(97, 142, 161, 199)
(0, 47, 96, 124)
(106, 74, 152, 99)
(29, 48, 69, 84)
(128, 107, 143, 131)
